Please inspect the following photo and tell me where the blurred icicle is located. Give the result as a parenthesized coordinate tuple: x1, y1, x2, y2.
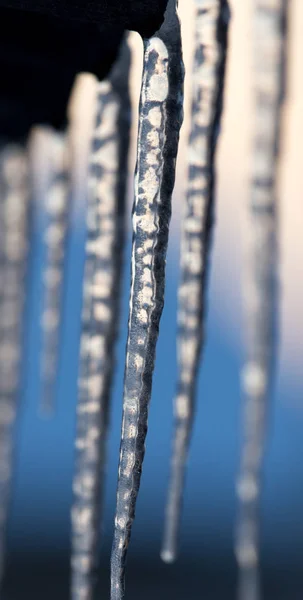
(0, 144, 30, 586)
(71, 38, 131, 600)
(235, 3, 287, 600)
(161, 0, 230, 564)
(40, 131, 70, 414)
(110, 3, 184, 599)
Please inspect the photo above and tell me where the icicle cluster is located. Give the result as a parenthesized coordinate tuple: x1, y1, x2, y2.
(110, 2, 184, 599)
(0, 1, 291, 598)
(71, 39, 131, 600)
(162, 0, 230, 564)
(235, 3, 287, 600)
(0, 144, 30, 584)
(41, 131, 70, 414)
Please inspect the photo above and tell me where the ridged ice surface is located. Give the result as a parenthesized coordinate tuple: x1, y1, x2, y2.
(0, 145, 29, 585)
(41, 131, 70, 414)
(235, 2, 287, 600)
(110, 2, 184, 599)
(71, 39, 131, 600)
(162, 0, 230, 564)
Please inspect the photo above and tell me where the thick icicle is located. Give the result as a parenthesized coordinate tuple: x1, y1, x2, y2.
(71, 39, 131, 600)
(110, 3, 184, 599)
(235, 3, 287, 600)
(41, 131, 70, 414)
(161, 0, 230, 564)
(0, 144, 30, 585)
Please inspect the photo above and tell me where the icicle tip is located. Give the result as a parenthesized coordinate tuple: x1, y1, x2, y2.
(160, 549, 176, 564)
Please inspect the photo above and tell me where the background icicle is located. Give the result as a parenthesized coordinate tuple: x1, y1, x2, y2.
(110, 2, 184, 599)
(161, 0, 230, 564)
(0, 144, 30, 587)
(235, 3, 287, 600)
(40, 130, 70, 415)
(71, 38, 131, 600)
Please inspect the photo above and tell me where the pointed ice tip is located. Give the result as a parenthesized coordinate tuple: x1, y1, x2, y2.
(39, 394, 55, 419)
(160, 549, 176, 564)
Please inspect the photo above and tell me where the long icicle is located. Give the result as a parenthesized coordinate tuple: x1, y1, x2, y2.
(110, 3, 184, 599)
(0, 144, 30, 586)
(235, 3, 287, 600)
(161, 0, 230, 564)
(40, 130, 70, 415)
(71, 38, 131, 600)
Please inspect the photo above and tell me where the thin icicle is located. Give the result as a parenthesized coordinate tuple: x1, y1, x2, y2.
(71, 39, 131, 600)
(40, 131, 70, 414)
(0, 144, 30, 585)
(161, 0, 230, 564)
(110, 3, 184, 599)
(235, 3, 287, 600)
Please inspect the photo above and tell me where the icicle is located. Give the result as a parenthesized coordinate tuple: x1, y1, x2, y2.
(235, 3, 287, 600)
(110, 3, 184, 599)
(0, 144, 30, 586)
(161, 0, 230, 564)
(40, 131, 70, 415)
(71, 38, 131, 600)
